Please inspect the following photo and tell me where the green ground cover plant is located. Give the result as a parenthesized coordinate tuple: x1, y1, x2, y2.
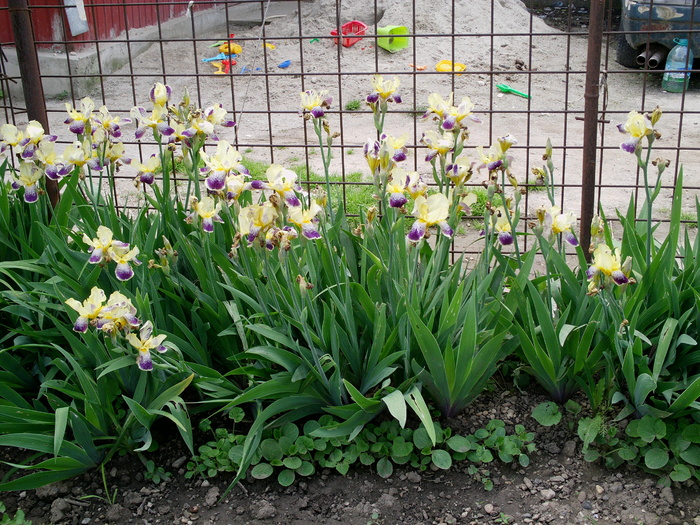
(0, 78, 698, 494)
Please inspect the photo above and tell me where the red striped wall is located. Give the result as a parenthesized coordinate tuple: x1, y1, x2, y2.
(1, 1, 206, 49)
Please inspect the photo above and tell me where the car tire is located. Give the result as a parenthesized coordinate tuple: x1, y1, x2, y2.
(616, 32, 639, 68)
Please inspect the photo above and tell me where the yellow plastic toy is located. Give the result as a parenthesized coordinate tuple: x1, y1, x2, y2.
(435, 60, 466, 75)
(220, 42, 242, 55)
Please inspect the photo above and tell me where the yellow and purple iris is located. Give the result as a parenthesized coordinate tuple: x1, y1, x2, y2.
(403, 170, 427, 200)
(367, 74, 401, 104)
(386, 179, 407, 208)
(239, 202, 279, 244)
(445, 154, 473, 186)
(266, 164, 302, 207)
(107, 242, 142, 282)
(421, 130, 455, 162)
(265, 226, 298, 251)
(0, 123, 25, 154)
(203, 104, 235, 130)
(17, 121, 57, 160)
(586, 244, 632, 292)
(543, 206, 578, 246)
(407, 194, 453, 242)
(494, 207, 514, 246)
(288, 202, 323, 239)
(149, 83, 172, 106)
(62, 140, 102, 171)
(83, 225, 115, 265)
(132, 154, 161, 186)
(94, 105, 131, 139)
(14, 161, 44, 203)
(300, 90, 333, 119)
(201, 140, 247, 192)
(65, 287, 107, 333)
(95, 291, 140, 335)
(131, 104, 175, 139)
(187, 196, 224, 233)
(379, 134, 408, 170)
(65, 97, 95, 135)
(126, 320, 167, 371)
(36, 141, 71, 180)
(617, 110, 655, 154)
(477, 134, 517, 172)
(424, 93, 479, 131)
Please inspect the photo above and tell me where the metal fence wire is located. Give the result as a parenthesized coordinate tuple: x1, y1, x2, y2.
(1, 0, 699, 256)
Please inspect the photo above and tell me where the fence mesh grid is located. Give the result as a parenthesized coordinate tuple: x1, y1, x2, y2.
(1, 0, 699, 254)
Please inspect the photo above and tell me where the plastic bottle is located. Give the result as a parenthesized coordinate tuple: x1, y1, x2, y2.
(662, 38, 694, 93)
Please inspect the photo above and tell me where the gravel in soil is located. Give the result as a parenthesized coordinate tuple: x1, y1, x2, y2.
(3, 387, 700, 525)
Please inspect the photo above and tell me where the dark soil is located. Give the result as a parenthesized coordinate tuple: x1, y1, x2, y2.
(3, 387, 700, 525)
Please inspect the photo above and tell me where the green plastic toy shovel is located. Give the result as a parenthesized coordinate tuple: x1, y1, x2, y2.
(496, 84, 531, 99)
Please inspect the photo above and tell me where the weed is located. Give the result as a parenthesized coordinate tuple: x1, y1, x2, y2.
(144, 460, 171, 485)
(344, 99, 362, 111)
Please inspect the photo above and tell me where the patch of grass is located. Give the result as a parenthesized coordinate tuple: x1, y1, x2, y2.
(344, 99, 362, 111)
(680, 211, 698, 228)
(244, 147, 253, 154)
(346, 149, 355, 155)
(54, 90, 70, 101)
(241, 157, 269, 179)
(468, 188, 503, 218)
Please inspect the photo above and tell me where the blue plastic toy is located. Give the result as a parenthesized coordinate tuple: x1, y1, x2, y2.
(278, 60, 291, 69)
(203, 53, 237, 63)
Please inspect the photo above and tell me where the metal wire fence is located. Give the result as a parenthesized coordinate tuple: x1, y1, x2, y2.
(1, 0, 699, 254)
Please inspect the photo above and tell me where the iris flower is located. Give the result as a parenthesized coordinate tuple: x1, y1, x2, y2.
(386, 180, 408, 208)
(407, 194, 453, 242)
(586, 244, 633, 293)
(421, 130, 455, 162)
(445, 154, 473, 185)
(368, 75, 401, 103)
(239, 202, 279, 244)
(203, 104, 236, 129)
(403, 170, 427, 200)
(83, 225, 115, 264)
(107, 242, 142, 281)
(187, 196, 224, 233)
(65, 287, 107, 332)
(132, 154, 161, 186)
(288, 202, 323, 239)
(494, 207, 514, 246)
(126, 320, 167, 371)
(36, 141, 71, 180)
(618, 110, 654, 154)
(149, 83, 172, 106)
(543, 206, 578, 246)
(65, 97, 95, 135)
(95, 291, 140, 335)
(18, 121, 57, 160)
(15, 161, 44, 203)
(94, 105, 131, 139)
(379, 134, 408, 170)
(62, 140, 102, 171)
(300, 90, 333, 119)
(131, 104, 175, 139)
(423, 93, 479, 130)
(0, 123, 24, 154)
(477, 134, 517, 172)
(266, 164, 302, 207)
(201, 140, 246, 191)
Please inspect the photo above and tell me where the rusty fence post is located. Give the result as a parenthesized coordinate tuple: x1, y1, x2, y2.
(580, 0, 606, 261)
(8, 0, 60, 208)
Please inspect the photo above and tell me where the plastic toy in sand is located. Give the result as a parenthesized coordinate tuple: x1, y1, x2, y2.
(203, 52, 237, 63)
(377, 25, 409, 53)
(211, 59, 237, 74)
(278, 60, 291, 69)
(435, 60, 466, 75)
(496, 84, 530, 99)
(331, 20, 367, 47)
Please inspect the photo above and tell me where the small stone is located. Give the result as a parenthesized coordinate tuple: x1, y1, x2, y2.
(484, 503, 495, 514)
(105, 504, 128, 523)
(540, 489, 556, 500)
(595, 484, 604, 495)
(81, 518, 91, 524)
(523, 477, 534, 490)
(582, 501, 593, 510)
(50, 498, 70, 523)
(662, 486, 675, 505)
(578, 491, 587, 503)
(550, 475, 565, 483)
(205, 486, 220, 506)
(201, 480, 210, 488)
(172, 456, 187, 469)
(406, 471, 421, 483)
(253, 500, 276, 520)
